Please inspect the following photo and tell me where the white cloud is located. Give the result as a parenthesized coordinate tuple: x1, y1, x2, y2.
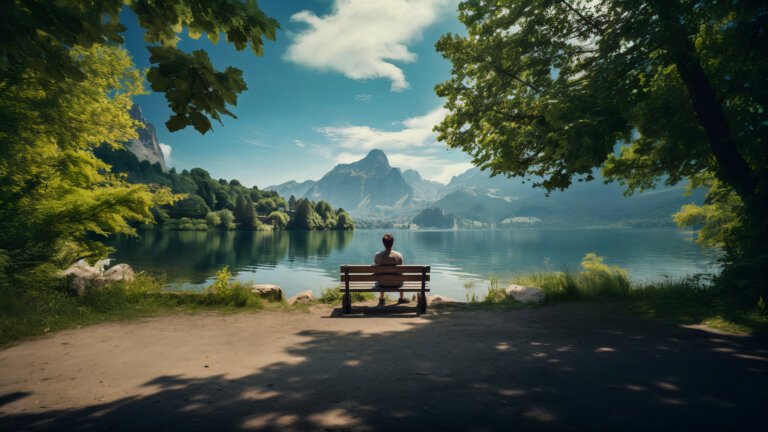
(355, 94, 373, 102)
(317, 107, 447, 150)
(159, 143, 172, 166)
(243, 139, 271, 148)
(285, 0, 450, 91)
(294, 139, 306, 148)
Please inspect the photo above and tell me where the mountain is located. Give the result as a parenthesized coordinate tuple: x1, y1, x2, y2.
(401, 169, 446, 202)
(303, 149, 414, 216)
(264, 179, 317, 199)
(434, 167, 705, 227)
(125, 104, 166, 171)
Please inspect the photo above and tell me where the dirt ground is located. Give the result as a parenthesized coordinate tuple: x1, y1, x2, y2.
(1, 301, 766, 431)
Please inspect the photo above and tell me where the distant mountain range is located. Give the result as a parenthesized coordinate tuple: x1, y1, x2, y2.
(266, 149, 704, 228)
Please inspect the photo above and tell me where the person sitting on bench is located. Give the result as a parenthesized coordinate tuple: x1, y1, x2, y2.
(373, 233, 409, 306)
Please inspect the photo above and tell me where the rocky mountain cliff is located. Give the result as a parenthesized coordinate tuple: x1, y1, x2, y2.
(304, 149, 414, 216)
(124, 105, 166, 171)
(401, 169, 446, 203)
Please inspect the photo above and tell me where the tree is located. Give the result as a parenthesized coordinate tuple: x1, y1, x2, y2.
(0, 44, 175, 273)
(0, 0, 278, 134)
(167, 195, 210, 219)
(315, 200, 335, 222)
(234, 193, 257, 230)
(335, 212, 355, 231)
(436, 0, 767, 292)
(205, 212, 221, 229)
(288, 195, 297, 211)
(413, 207, 454, 229)
(268, 211, 290, 229)
(217, 209, 236, 230)
(289, 199, 324, 230)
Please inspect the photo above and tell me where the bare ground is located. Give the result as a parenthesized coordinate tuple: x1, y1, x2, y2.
(0, 301, 766, 431)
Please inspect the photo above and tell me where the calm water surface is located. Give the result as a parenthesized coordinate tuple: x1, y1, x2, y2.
(106, 229, 719, 299)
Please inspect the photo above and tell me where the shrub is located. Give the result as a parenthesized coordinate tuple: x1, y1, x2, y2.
(318, 286, 375, 304)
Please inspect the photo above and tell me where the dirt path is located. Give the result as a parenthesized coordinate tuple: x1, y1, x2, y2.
(1, 302, 766, 431)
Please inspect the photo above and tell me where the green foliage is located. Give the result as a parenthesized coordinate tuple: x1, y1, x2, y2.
(268, 211, 290, 229)
(513, 253, 630, 301)
(335, 212, 355, 231)
(436, 0, 768, 294)
(318, 287, 375, 304)
(205, 212, 221, 228)
(674, 174, 743, 249)
(168, 195, 210, 219)
(217, 209, 236, 230)
(413, 207, 455, 229)
(289, 198, 324, 230)
(204, 266, 262, 308)
(0, 0, 279, 134)
(0, 44, 176, 277)
(234, 193, 257, 230)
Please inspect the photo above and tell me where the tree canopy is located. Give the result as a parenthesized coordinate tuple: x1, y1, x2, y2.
(0, 0, 278, 134)
(0, 44, 175, 272)
(435, 0, 767, 292)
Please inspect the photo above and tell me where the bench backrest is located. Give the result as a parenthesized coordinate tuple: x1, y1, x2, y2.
(339, 265, 430, 283)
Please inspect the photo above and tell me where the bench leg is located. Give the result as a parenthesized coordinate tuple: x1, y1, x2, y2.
(342, 291, 352, 314)
(417, 293, 427, 314)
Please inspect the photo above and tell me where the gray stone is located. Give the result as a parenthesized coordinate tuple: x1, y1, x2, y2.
(505, 284, 545, 303)
(102, 264, 135, 283)
(59, 260, 135, 296)
(287, 290, 315, 305)
(251, 284, 283, 302)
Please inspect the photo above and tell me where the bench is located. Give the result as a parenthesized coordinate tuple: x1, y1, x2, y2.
(339, 265, 431, 315)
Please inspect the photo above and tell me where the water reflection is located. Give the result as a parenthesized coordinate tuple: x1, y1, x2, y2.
(106, 229, 719, 299)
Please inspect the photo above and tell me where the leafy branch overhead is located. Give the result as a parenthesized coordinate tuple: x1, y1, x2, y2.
(0, 0, 279, 134)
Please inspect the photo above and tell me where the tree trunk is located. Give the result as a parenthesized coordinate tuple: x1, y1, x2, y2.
(654, 1, 757, 202)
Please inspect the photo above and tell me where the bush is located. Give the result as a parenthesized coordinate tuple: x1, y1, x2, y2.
(204, 266, 263, 308)
(318, 286, 375, 304)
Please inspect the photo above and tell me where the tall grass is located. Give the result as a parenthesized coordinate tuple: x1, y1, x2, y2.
(513, 253, 631, 301)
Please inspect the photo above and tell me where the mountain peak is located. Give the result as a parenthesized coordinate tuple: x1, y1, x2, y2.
(353, 149, 390, 171)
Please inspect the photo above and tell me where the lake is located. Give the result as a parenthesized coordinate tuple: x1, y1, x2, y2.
(105, 228, 719, 300)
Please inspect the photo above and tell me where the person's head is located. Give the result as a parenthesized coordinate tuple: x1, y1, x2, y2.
(382, 233, 394, 249)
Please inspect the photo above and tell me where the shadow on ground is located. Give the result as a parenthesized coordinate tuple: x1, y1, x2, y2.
(2, 303, 767, 431)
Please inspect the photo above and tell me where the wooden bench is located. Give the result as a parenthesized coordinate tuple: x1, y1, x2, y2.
(339, 265, 431, 314)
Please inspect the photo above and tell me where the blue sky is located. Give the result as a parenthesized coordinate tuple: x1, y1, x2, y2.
(122, 0, 472, 187)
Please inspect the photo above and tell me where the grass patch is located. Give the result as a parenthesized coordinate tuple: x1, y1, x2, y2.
(0, 266, 290, 347)
(318, 286, 376, 304)
(628, 276, 768, 334)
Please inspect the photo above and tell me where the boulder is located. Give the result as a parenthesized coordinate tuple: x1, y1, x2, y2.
(251, 284, 283, 302)
(102, 264, 135, 283)
(505, 284, 545, 303)
(287, 290, 315, 305)
(59, 260, 135, 296)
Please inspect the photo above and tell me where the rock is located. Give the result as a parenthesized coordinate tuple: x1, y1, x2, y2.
(59, 260, 103, 296)
(505, 284, 545, 303)
(102, 264, 135, 283)
(410, 294, 458, 305)
(251, 284, 283, 302)
(287, 290, 315, 305)
(59, 260, 134, 296)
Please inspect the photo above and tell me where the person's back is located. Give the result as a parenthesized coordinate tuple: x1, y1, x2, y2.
(374, 249, 403, 266)
(373, 234, 408, 306)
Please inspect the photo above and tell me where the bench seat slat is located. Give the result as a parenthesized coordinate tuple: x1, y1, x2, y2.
(341, 274, 430, 282)
(340, 265, 430, 273)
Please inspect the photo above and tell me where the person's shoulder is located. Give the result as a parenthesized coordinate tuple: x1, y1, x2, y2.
(392, 250, 404, 261)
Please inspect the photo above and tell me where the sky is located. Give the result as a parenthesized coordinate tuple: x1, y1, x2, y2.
(122, 0, 473, 188)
